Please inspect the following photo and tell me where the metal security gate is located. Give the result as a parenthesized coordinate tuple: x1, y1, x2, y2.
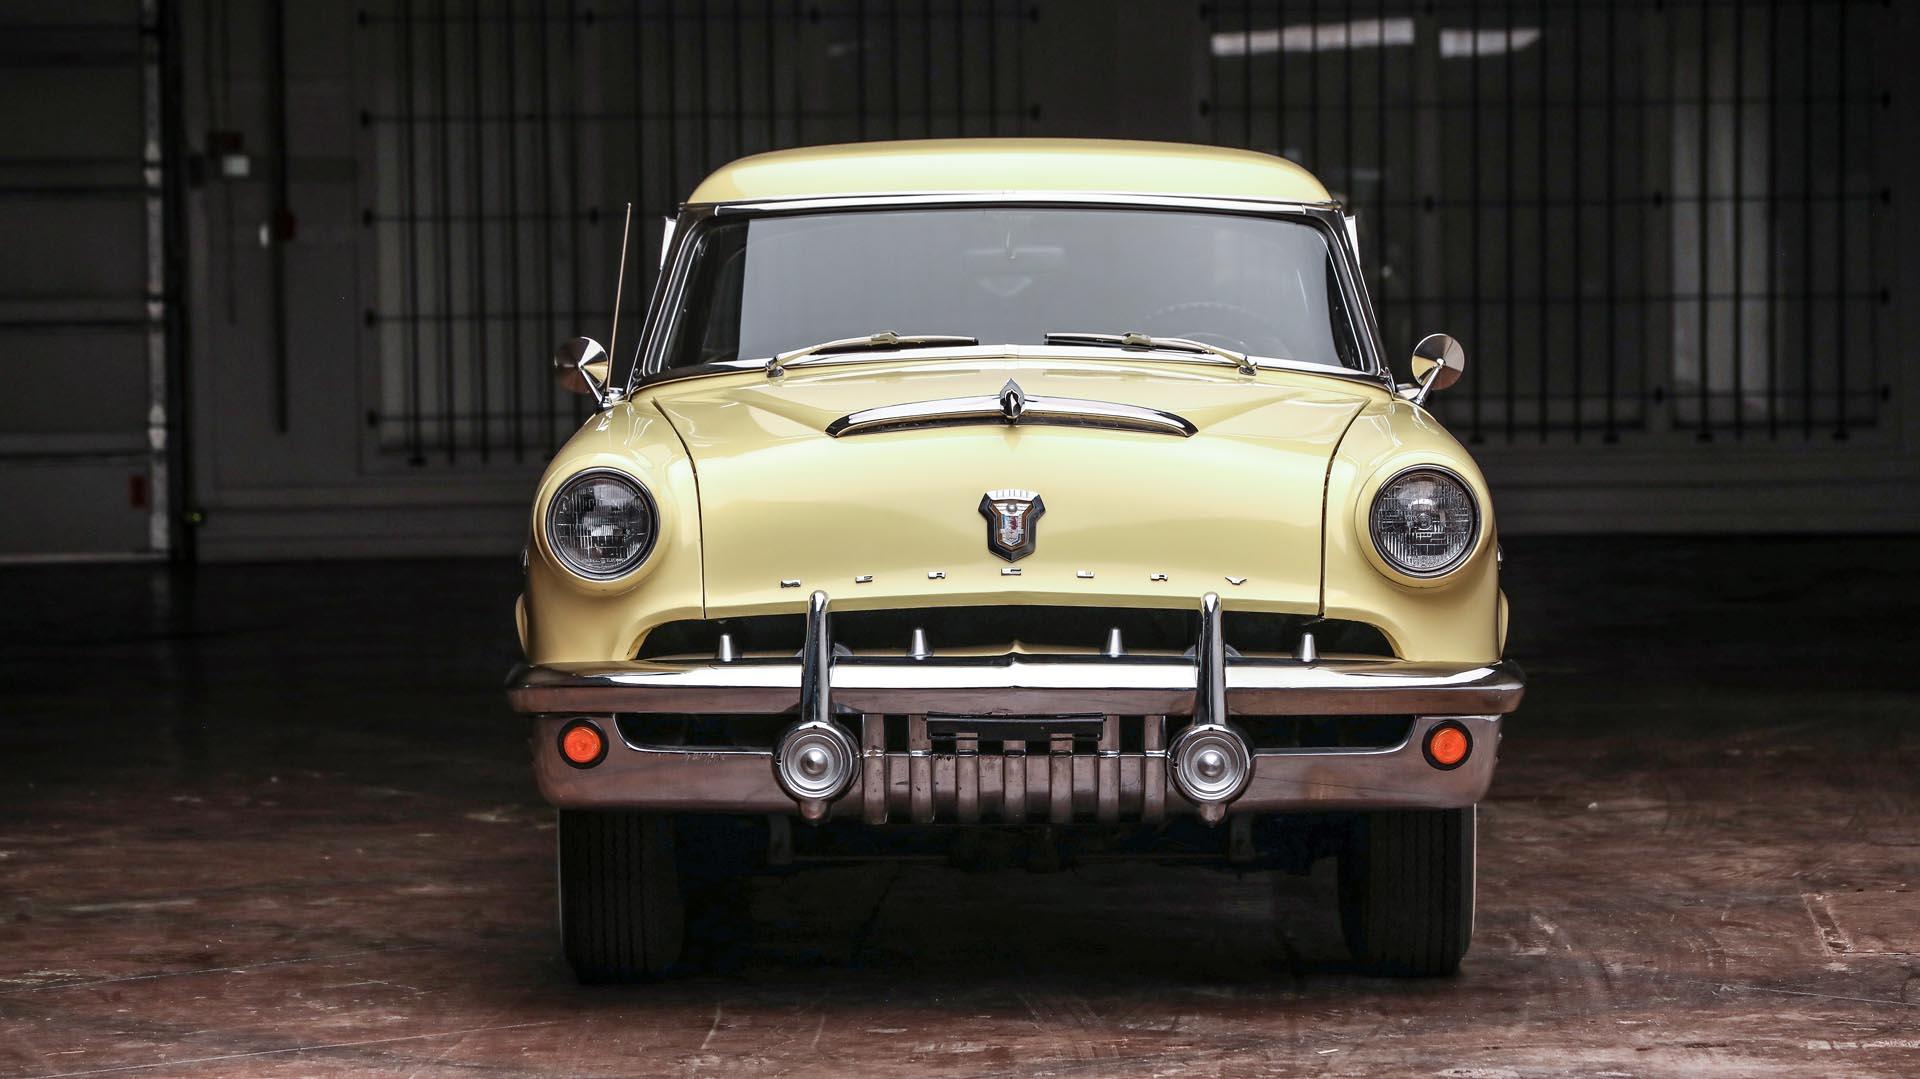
(1203, 0, 1887, 445)
(0, 0, 181, 558)
(355, 1, 1033, 467)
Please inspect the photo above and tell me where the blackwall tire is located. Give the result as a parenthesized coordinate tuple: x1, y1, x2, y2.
(558, 810, 685, 984)
(1336, 806, 1475, 976)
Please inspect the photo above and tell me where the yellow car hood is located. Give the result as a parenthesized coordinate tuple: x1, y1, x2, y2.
(651, 357, 1373, 619)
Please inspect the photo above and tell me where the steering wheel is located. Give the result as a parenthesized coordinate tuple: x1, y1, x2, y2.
(1139, 299, 1297, 359)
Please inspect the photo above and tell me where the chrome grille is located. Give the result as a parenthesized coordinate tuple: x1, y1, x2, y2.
(855, 713, 1169, 826)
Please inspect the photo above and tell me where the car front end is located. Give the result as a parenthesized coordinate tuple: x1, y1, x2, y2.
(507, 139, 1522, 981)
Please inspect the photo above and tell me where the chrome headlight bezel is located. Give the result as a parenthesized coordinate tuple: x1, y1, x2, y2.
(543, 467, 660, 581)
(1366, 465, 1481, 579)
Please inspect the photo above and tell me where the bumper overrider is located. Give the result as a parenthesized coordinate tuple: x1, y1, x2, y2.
(507, 592, 1524, 825)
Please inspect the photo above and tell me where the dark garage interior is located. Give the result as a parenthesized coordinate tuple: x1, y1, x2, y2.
(4, 1, 1919, 1076)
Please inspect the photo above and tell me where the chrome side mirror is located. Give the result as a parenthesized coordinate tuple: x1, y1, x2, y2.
(553, 336, 613, 405)
(1406, 333, 1466, 406)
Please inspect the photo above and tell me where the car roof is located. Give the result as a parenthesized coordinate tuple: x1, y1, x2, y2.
(685, 138, 1334, 206)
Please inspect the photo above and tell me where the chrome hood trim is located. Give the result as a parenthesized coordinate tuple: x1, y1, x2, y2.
(826, 378, 1197, 439)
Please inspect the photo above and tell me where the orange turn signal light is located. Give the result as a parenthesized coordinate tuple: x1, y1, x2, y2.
(1424, 723, 1471, 770)
(559, 720, 607, 768)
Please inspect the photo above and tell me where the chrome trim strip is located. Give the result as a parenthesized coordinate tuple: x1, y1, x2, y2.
(799, 590, 832, 724)
(529, 713, 1504, 816)
(826, 383, 1198, 439)
(507, 656, 1526, 717)
(695, 191, 1342, 215)
(1194, 592, 1227, 726)
(671, 344, 1387, 389)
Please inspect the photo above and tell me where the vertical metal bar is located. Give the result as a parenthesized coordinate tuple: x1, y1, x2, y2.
(267, 0, 289, 434)
(1696, 0, 1711, 439)
(1468, 0, 1482, 439)
(1207, 2, 1218, 144)
(1014, 0, 1027, 133)
(504, 0, 524, 461)
(629, 0, 646, 167)
(1307, 0, 1318, 164)
(889, 0, 901, 137)
(1242, 0, 1253, 148)
(1574, 2, 1588, 439)
(733, 0, 746, 156)
(698, 2, 711, 166)
(641, 0, 656, 286)
(470, 1, 489, 460)
(862, 714, 887, 824)
(1375, 0, 1387, 300)
(438, 0, 456, 462)
(1048, 732, 1072, 824)
(922, 0, 933, 136)
(1800, 0, 1813, 438)
(538, 0, 556, 448)
(142, 0, 177, 555)
(1274, 0, 1284, 155)
(564, 0, 581, 427)
(765, 0, 777, 148)
(791, 0, 803, 145)
(908, 714, 932, 823)
(1863, 0, 1878, 428)
(1097, 715, 1119, 824)
(1538, 0, 1549, 441)
(1341, 0, 1352, 196)
(1001, 736, 1025, 821)
(1504, 0, 1515, 443)
(954, 0, 965, 135)
(1766, 0, 1778, 439)
(1731, 0, 1744, 440)
(855, 0, 867, 140)
(1604, 0, 1617, 442)
(1833, 0, 1847, 438)
(988, 0, 1000, 136)
(933, 733, 957, 820)
(1408, 0, 1419, 348)
(956, 729, 979, 824)
(1142, 715, 1166, 823)
(666, 0, 680, 190)
(402, 0, 424, 465)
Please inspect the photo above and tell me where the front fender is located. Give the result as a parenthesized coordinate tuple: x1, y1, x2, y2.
(522, 401, 705, 664)
(1322, 399, 1503, 664)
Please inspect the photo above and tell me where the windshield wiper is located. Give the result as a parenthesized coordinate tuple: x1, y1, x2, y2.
(1044, 331, 1257, 376)
(766, 331, 979, 378)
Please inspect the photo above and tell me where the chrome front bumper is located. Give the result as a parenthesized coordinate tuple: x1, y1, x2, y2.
(508, 591, 1523, 822)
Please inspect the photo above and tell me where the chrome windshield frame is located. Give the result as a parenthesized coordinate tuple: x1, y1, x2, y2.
(625, 192, 1391, 396)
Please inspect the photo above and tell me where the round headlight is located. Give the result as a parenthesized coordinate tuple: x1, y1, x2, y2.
(546, 469, 658, 580)
(1368, 466, 1479, 578)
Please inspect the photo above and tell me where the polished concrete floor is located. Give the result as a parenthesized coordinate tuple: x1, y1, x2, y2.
(2, 537, 1917, 1077)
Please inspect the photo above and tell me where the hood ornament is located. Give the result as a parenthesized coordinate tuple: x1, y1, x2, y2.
(999, 380, 1026, 422)
(979, 488, 1045, 561)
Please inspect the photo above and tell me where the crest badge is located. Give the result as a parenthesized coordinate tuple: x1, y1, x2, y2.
(979, 488, 1045, 561)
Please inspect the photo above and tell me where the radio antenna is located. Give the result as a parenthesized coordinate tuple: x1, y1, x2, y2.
(606, 202, 634, 392)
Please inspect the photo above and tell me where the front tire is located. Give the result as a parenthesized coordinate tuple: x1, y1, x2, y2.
(558, 810, 684, 983)
(1337, 807, 1475, 976)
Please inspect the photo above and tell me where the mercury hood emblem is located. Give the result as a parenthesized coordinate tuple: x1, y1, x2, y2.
(979, 488, 1045, 561)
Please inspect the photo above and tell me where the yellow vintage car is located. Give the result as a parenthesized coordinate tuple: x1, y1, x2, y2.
(508, 138, 1523, 982)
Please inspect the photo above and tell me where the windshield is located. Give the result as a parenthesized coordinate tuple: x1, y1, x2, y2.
(660, 207, 1368, 373)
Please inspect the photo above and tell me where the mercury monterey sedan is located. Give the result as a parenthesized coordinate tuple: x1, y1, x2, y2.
(508, 139, 1523, 982)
